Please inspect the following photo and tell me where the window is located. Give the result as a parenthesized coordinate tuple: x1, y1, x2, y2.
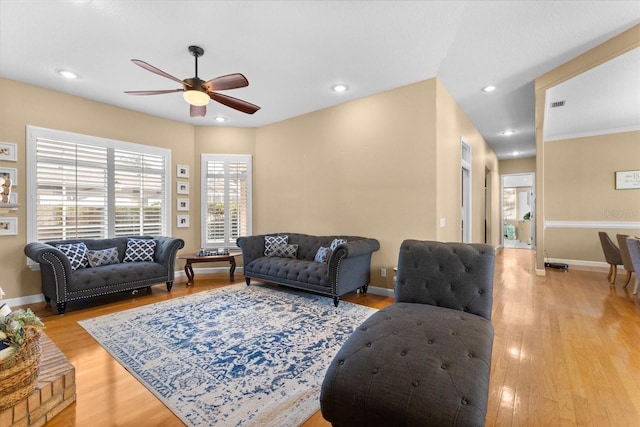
(201, 154, 252, 249)
(27, 126, 171, 243)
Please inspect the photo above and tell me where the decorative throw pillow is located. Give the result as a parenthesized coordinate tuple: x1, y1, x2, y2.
(314, 246, 332, 263)
(330, 238, 347, 251)
(123, 238, 157, 263)
(87, 247, 120, 267)
(56, 242, 89, 271)
(264, 235, 288, 256)
(267, 243, 298, 259)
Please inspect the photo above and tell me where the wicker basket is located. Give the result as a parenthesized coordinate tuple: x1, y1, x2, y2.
(0, 327, 42, 411)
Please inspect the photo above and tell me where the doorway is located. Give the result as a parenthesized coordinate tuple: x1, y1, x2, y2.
(501, 173, 535, 249)
(461, 139, 472, 243)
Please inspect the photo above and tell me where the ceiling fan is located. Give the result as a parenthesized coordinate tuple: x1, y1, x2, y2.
(125, 45, 260, 117)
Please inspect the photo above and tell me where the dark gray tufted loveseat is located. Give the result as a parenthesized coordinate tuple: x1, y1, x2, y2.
(25, 236, 184, 314)
(236, 232, 380, 306)
(321, 239, 495, 426)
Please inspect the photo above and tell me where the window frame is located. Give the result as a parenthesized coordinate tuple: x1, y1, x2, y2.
(200, 153, 252, 249)
(26, 125, 172, 246)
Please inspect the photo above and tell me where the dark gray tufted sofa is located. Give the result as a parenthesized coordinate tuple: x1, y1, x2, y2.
(320, 239, 495, 426)
(236, 232, 380, 306)
(24, 236, 184, 314)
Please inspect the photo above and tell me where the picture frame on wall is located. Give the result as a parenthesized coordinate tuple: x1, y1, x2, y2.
(0, 193, 17, 206)
(0, 143, 17, 162)
(615, 170, 640, 190)
(177, 164, 190, 178)
(177, 198, 190, 211)
(0, 167, 18, 186)
(177, 182, 189, 195)
(177, 215, 190, 228)
(0, 217, 17, 236)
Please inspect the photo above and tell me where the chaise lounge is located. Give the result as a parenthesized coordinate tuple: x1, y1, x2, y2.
(321, 239, 495, 426)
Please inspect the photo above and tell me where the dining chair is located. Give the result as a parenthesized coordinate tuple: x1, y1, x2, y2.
(598, 232, 623, 284)
(625, 237, 640, 295)
(616, 234, 635, 288)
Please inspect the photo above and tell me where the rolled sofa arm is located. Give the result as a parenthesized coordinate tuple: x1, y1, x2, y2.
(154, 236, 185, 266)
(330, 238, 380, 260)
(237, 235, 266, 266)
(24, 242, 73, 302)
(25, 242, 72, 272)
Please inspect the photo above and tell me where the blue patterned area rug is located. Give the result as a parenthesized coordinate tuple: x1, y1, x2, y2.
(78, 284, 377, 426)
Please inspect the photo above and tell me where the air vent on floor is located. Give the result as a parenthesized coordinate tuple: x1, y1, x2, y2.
(550, 100, 565, 108)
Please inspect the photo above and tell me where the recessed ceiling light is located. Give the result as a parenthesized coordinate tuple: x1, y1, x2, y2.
(512, 151, 520, 156)
(331, 84, 348, 93)
(482, 85, 496, 93)
(501, 130, 516, 136)
(214, 116, 227, 123)
(57, 69, 78, 79)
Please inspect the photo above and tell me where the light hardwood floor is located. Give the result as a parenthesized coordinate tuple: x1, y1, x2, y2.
(16, 248, 640, 426)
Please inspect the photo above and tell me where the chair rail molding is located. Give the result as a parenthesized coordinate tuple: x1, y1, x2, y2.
(544, 220, 640, 229)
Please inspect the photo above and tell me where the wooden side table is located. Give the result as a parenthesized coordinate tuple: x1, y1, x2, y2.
(177, 252, 241, 285)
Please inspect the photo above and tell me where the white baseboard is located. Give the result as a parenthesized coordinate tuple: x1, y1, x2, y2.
(3, 293, 46, 309)
(363, 285, 394, 298)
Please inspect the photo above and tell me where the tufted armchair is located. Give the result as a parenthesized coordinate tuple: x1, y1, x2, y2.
(321, 240, 495, 427)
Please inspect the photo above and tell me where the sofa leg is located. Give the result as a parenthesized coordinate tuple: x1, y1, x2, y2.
(44, 296, 51, 303)
(146, 286, 152, 294)
(245, 277, 251, 286)
(362, 284, 369, 294)
(56, 302, 66, 315)
(333, 296, 340, 307)
(166, 281, 173, 292)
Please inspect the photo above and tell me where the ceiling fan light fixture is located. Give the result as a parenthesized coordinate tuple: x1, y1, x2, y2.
(183, 89, 210, 106)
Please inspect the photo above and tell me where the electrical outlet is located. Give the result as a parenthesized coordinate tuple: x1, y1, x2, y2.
(381, 268, 387, 277)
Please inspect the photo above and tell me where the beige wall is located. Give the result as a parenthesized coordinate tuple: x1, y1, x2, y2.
(544, 131, 640, 261)
(255, 80, 438, 289)
(499, 157, 536, 175)
(535, 24, 640, 269)
(255, 78, 500, 289)
(0, 78, 196, 299)
(1, 75, 499, 298)
(435, 80, 500, 244)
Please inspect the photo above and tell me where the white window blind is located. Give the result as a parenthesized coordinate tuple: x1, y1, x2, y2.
(27, 126, 170, 243)
(201, 154, 251, 248)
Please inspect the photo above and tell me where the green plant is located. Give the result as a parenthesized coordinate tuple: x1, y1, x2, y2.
(0, 308, 44, 355)
(523, 212, 531, 221)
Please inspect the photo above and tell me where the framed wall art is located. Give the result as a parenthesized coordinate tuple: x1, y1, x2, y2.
(177, 198, 190, 211)
(177, 215, 190, 228)
(0, 217, 17, 236)
(177, 181, 190, 195)
(177, 164, 190, 178)
(615, 170, 640, 190)
(0, 143, 17, 162)
(0, 168, 18, 186)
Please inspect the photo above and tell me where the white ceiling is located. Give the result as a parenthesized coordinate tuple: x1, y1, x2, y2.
(1, 1, 639, 160)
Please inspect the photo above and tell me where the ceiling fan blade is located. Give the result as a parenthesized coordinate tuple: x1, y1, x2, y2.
(210, 92, 260, 115)
(131, 59, 191, 87)
(125, 89, 184, 95)
(190, 104, 207, 117)
(202, 73, 249, 92)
